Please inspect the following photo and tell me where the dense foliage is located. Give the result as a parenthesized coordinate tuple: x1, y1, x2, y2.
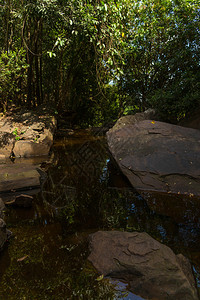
(0, 0, 199, 124)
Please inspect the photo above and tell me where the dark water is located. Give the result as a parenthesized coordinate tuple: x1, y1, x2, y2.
(0, 130, 200, 299)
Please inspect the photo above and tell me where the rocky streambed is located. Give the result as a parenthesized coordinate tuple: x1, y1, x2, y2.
(0, 107, 57, 250)
(0, 110, 200, 299)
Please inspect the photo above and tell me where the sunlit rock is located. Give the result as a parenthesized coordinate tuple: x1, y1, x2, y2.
(107, 119, 200, 195)
(0, 109, 56, 158)
(0, 132, 15, 159)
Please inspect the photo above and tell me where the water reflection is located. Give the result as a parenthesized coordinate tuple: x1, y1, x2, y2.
(0, 130, 199, 299)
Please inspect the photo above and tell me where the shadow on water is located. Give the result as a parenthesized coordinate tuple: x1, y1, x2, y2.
(0, 129, 200, 299)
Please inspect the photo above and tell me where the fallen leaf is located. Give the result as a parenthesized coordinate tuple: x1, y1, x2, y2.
(151, 121, 155, 124)
(96, 274, 104, 281)
(17, 255, 29, 262)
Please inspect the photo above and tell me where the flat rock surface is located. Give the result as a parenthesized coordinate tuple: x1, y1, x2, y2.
(88, 231, 198, 300)
(107, 119, 200, 195)
(0, 164, 41, 193)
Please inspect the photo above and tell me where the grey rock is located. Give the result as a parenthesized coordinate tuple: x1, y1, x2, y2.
(107, 119, 200, 195)
(109, 109, 156, 133)
(88, 231, 198, 300)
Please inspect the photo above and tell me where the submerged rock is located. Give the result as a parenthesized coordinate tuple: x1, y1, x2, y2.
(88, 231, 198, 300)
(107, 119, 200, 195)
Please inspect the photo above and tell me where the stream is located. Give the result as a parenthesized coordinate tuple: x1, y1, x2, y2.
(0, 129, 200, 299)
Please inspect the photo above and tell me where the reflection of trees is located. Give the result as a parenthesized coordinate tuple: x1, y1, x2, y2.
(0, 225, 122, 299)
(43, 133, 200, 254)
(41, 132, 200, 272)
(42, 173, 76, 210)
(41, 136, 109, 225)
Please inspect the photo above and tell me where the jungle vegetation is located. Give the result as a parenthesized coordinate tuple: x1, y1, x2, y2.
(0, 0, 199, 125)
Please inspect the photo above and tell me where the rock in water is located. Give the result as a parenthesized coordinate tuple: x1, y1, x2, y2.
(107, 119, 200, 195)
(0, 164, 41, 192)
(0, 219, 12, 251)
(88, 231, 198, 300)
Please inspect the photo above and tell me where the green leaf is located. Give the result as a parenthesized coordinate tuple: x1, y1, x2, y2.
(96, 274, 104, 281)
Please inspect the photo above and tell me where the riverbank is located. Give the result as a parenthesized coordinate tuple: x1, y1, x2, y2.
(0, 106, 57, 161)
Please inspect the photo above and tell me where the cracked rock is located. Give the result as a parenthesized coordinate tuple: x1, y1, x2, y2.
(107, 118, 200, 195)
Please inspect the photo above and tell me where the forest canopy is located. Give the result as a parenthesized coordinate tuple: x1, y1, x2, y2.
(0, 0, 199, 125)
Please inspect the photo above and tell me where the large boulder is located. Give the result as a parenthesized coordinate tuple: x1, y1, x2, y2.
(88, 231, 198, 300)
(107, 119, 200, 195)
(109, 109, 156, 133)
